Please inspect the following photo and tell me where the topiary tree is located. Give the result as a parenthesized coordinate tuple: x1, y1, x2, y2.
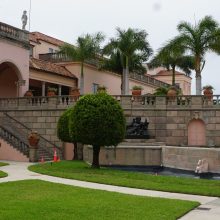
(69, 92, 126, 168)
(57, 108, 78, 160)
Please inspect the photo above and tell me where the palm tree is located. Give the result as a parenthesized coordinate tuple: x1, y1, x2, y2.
(60, 32, 104, 95)
(103, 28, 152, 95)
(172, 16, 220, 95)
(149, 40, 194, 86)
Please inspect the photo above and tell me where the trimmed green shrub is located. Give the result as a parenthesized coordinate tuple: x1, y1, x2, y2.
(69, 93, 126, 168)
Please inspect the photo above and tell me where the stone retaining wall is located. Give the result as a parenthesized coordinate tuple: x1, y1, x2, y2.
(162, 146, 220, 173)
(83, 145, 162, 166)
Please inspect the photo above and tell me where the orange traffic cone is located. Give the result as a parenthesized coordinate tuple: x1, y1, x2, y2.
(53, 149, 57, 162)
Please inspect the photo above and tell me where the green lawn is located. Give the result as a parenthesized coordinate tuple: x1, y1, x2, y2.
(0, 179, 198, 220)
(29, 161, 220, 197)
(0, 162, 8, 178)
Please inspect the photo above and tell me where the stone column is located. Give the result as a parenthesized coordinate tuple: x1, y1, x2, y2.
(42, 82, 46, 96)
(58, 85, 62, 96)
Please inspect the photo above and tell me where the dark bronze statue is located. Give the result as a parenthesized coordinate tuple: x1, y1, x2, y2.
(126, 117, 149, 139)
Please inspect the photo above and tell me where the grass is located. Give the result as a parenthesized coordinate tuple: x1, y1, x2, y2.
(0, 179, 198, 220)
(0, 162, 8, 178)
(29, 161, 220, 197)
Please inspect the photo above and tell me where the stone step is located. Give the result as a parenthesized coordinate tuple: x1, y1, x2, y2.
(123, 138, 156, 143)
(121, 139, 165, 146)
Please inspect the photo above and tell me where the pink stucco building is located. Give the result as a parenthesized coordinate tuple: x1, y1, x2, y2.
(0, 21, 191, 98)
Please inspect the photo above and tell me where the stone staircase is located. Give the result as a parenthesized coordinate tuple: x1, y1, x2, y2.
(0, 112, 62, 161)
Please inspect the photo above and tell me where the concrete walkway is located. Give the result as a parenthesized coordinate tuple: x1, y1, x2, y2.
(0, 161, 220, 220)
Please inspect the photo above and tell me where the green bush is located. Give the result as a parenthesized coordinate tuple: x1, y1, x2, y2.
(57, 108, 73, 143)
(69, 93, 126, 168)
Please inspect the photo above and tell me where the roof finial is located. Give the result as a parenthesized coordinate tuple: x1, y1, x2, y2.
(21, 10, 28, 30)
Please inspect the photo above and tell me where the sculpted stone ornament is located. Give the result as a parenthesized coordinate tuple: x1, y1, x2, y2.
(21, 10, 28, 30)
(126, 117, 149, 139)
(195, 159, 209, 174)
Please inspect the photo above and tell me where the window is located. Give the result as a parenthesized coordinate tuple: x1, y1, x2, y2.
(92, 83, 99, 93)
(49, 48, 54, 53)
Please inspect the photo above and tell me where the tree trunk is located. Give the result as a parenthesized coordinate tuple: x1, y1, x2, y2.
(195, 56, 202, 95)
(73, 142, 78, 160)
(80, 62, 84, 95)
(91, 145, 100, 169)
(196, 72, 202, 95)
(172, 65, 176, 86)
(124, 56, 129, 95)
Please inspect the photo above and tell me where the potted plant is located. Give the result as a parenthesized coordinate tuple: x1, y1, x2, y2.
(24, 90, 34, 97)
(167, 86, 178, 98)
(132, 85, 143, 96)
(69, 87, 80, 100)
(203, 85, 214, 100)
(97, 85, 107, 93)
(47, 87, 57, 96)
(28, 131, 40, 148)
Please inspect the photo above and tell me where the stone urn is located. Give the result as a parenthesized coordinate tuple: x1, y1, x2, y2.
(167, 86, 177, 96)
(24, 90, 33, 97)
(69, 88, 80, 100)
(28, 131, 40, 148)
(203, 85, 213, 101)
(167, 86, 177, 100)
(47, 87, 57, 96)
(132, 86, 142, 96)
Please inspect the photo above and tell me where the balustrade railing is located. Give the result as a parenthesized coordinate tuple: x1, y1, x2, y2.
(39, 53, 99, 66)
(129, 72, 170, 88)
(0, 95, 220, 111)
(0, 21, 29, 44)
(0, 125, 29, 156)
(0, 113, 62, 160)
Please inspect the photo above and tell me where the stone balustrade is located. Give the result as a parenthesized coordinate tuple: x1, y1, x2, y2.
(0, 21, 29, 45)
(0, 95, 220, 111)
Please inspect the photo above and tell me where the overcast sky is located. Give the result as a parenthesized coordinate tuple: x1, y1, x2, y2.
(0, 0, 220, 94)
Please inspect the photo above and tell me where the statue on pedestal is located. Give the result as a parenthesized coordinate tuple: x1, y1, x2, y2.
(21, 10, 28, 30)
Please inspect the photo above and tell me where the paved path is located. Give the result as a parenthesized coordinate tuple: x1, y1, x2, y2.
(0, 161, 220, 220)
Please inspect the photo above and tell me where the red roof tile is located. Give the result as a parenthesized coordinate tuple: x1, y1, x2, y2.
(30, 58, 77, 79)
(29, 32, 65, 46)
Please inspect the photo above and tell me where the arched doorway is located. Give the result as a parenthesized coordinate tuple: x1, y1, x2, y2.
(188, 119, 206, 146)
(0, 62, 22, 98)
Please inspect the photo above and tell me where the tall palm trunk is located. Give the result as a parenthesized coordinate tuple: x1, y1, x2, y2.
(195, 71, 202, 95)
(171, 65, 176, 86)
(124, 56, 129, 95)
(80, 62, 84, 95)
(122, 68, 126, 95)
(195, 56, 202, 95)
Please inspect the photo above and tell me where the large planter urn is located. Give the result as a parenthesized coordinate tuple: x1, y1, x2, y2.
(24, 90, 33, 97)
(203, 87, 213, 101)
(70, 88, 80, 100)
(28, 131, 40, 148)
(167, 87, 177, 97)
(132, 86, 143, 96)
(47, 87, 57, 96)
(47, 91, 56, 97)
(132, 89, 142, 96)
(28, 131, 40, 162)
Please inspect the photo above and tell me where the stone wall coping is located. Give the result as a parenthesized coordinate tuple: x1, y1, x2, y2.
(164, 146, 220, 151)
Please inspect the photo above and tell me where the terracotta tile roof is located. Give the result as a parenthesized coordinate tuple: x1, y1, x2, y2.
(30, 58, 77, 79)
(29, 32, 65, 46)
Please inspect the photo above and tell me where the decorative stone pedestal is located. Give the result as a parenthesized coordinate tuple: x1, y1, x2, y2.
(28, 131, 40, 162)
(29, 147, 38, 162)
